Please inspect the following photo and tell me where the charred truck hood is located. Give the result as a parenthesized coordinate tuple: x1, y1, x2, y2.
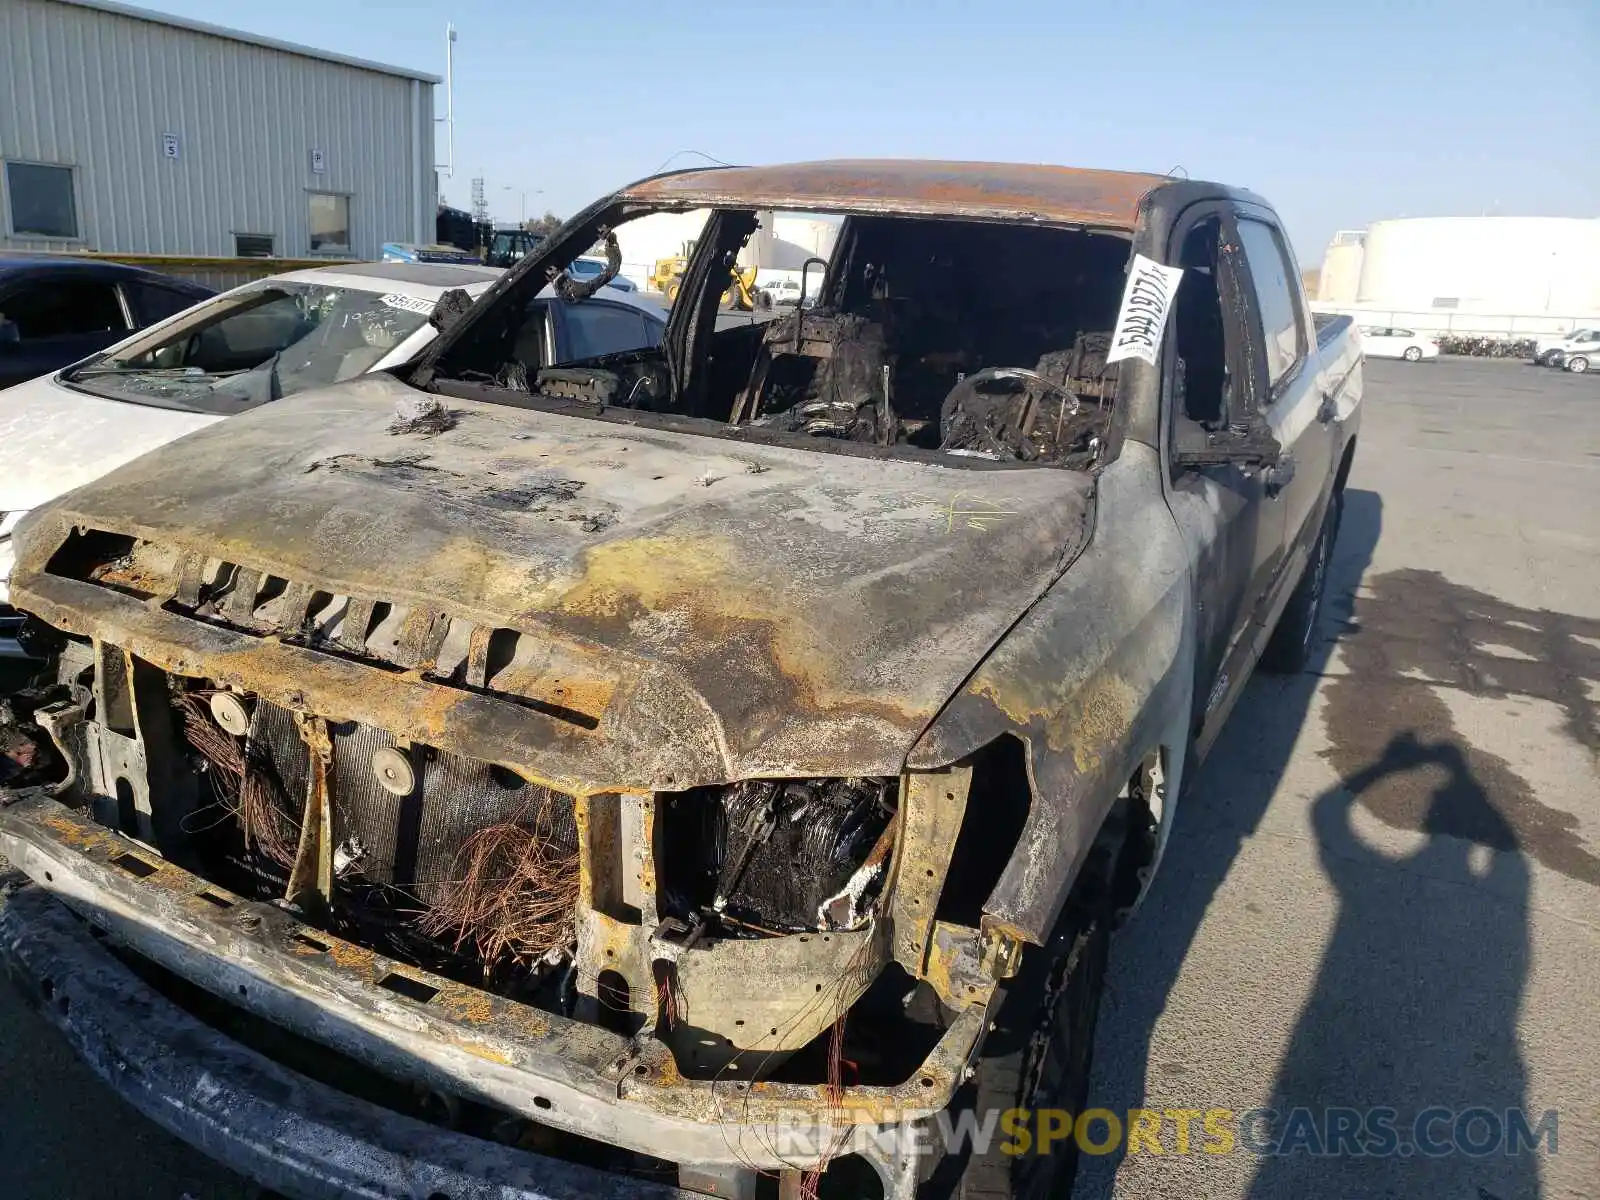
(11, 373, 1094, 790)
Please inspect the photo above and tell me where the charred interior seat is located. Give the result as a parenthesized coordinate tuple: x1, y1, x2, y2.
(739, 308, 891, 441)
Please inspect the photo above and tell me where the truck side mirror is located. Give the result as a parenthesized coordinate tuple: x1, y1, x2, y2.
(1171, 415, 1282, 470)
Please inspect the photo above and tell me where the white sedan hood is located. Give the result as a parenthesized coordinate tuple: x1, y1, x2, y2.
(0, 375, 219, 513)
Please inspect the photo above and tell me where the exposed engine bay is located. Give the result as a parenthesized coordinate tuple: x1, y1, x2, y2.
(433, 213, 1130, 470)
(4, 540, 951, 1095)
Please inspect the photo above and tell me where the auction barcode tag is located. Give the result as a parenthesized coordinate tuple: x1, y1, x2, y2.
(380, 293, 437, 315)
(1106, 254, 1185, 366)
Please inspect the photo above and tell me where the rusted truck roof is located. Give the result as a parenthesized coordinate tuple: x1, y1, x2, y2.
(621, 159, 1172, 229)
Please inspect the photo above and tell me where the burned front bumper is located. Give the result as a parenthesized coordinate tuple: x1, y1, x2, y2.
(0, 791, 982, 1183)
(0, 885, 695, 1200)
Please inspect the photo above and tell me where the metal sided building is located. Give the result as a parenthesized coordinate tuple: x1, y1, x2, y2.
(0, 0, 437, 261)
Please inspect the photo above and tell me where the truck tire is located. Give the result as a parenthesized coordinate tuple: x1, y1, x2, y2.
(918, 904, 1109, 1200)
(1260, 491, 1340, 674)
(1568, 355, 1590, 374)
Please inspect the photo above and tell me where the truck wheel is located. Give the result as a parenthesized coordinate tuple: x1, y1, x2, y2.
(1260, 491, 1340, 674)
(1403, 346, 1422, 362)
(1568, 355, 1590, 374)
(918, 905, 1108, 1200)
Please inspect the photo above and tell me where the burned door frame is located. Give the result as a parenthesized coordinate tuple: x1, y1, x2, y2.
(661, 209, 758, 415)
(1159, 201, 1285, 753)
(1229, 201, 1338, 607)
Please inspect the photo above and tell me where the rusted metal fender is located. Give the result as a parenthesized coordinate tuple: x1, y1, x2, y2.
(908, 441, 1196, 945)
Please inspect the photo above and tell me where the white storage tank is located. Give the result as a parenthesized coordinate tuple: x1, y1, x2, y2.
(1317, 231, 1366, 303)
(1356, 217, 1600, 314)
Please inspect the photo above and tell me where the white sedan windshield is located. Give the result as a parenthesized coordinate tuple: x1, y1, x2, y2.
(66, 283, 431, 413)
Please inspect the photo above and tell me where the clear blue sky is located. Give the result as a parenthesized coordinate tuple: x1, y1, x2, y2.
(159, 0, 1595, 262)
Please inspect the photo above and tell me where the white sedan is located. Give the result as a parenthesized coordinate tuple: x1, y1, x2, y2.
(0, 261, 666, 656)
(1358, 326, 1439, 362)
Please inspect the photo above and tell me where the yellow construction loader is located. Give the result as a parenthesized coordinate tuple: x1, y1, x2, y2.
(726, 266, 774, 312)
(655, 260, 772, 311)
(648, 254, 689, 298)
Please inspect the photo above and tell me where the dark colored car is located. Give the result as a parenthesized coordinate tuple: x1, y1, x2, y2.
(0, 256, 213, 389)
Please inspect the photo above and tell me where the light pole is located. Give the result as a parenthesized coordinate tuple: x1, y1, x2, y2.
(435, 25, 456, 177)
(503, 187, 544, 228)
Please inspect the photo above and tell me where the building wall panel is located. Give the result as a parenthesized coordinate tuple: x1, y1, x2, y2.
(0, 0, 434, 259)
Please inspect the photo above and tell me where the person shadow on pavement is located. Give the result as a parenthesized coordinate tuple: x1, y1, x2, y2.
(1075, 490, 1547, 1200)
(1245, 734, 1536, 1200)
(1074, 488, 1385, 1199)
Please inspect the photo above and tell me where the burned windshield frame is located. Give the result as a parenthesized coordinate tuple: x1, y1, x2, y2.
(416, 198, 1132, 472)
(409, 198, 659, 387)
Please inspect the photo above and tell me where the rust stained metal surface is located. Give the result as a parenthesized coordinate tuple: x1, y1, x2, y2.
(887, 765, 971, 976)
(0, 793, 985, 1169)
(0, 888, 703, 1200)
(922, 921, 997, 1010)
(10, 373, 1095, 790)
(623, 159, 1170, 229)
(908, 443, 1196, 945)
(576, 901, 884, 1070)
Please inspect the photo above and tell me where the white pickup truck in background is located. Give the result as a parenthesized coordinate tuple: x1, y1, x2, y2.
(1533, 326, 1600, 367)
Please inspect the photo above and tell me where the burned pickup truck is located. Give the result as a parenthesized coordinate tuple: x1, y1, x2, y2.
(0, 161, 1360, 1200)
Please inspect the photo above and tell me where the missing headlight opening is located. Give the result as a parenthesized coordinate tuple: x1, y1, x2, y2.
(658, 776, 898, 936)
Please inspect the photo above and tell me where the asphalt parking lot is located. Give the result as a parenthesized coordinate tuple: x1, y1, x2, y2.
(1078, 358, 1599, 1200)
(1, 358, 1596, 1199)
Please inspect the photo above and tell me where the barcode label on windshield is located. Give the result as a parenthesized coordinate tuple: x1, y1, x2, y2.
(381, 293, 437, 315)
